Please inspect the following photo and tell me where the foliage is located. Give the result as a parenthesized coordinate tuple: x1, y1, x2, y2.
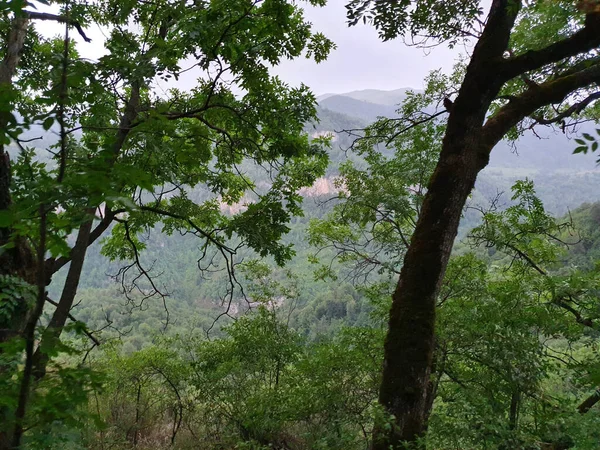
(345, 0, 482, 43)
(0, 275, 36, 328)
(0, 0, 334, 444)
(3, 0, 600, 448)
(90, 307, 382, 449)
(0, 330, 104, 450)
(308, 74, 447, 283)
(573, 128, 600, 162)
(77, 182, 600, 450)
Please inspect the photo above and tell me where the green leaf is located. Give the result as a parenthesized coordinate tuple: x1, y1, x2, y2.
(42, 116, 54, 131)
(583, 133, 595, 141)
(0, 210, 13, 227)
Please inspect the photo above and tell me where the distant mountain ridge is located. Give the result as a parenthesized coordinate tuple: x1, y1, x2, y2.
(317, 95, 398, 122)
(315, 87, 600, 172)
(317, 87, 414, 122)
(318, 88, 412, 105)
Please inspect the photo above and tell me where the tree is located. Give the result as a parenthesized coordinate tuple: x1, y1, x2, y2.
(343, 1, 600, 447)
(429, 181, 600, 450)
(0, 0, 332, 447)
(311, 128, 600, 447)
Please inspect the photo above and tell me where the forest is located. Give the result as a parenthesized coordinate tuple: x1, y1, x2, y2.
(1, 0, 600, 449)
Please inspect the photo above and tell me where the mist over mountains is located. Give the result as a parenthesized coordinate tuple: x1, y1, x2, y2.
(316, 88, 412, 122)
(311, 87, 600, 216)
(316, 87, 599, 171)
(12, 86, 600, 216)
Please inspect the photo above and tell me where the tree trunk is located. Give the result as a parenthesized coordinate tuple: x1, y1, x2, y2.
(372, 3, 522, 447)
(0, 16, 35, 338)
(0, 17, 35, 450)
(423, 341, 446, 431)
(372, 137, 488, 449)
(32, 215, 94, 379)
(509, 390, 520, 430)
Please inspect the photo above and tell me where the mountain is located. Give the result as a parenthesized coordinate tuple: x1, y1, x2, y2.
(316, 87, 420, 122)
(311, 105, 368, 133)
(50, 87, 600, 351)
(490, 127, 599, 171)
(316, 87, 600, 172)
(312, 87, 600, 221)
(318, 88, 412, 106)
(317, 95, 398, 122)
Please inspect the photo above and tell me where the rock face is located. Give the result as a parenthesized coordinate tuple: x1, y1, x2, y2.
(220, 177, 340, 216)
(299, 177, 338, 197)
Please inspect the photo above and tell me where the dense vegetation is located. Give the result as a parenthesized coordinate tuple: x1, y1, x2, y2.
(2, 1, 600, 449)
(39, 185, 600, 450)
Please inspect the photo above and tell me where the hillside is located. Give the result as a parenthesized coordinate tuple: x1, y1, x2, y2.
(315, 88, 600, 216)
(44, 87, 600, 348)
(317, 95, 398, 122)
(318, 87, 412, 106)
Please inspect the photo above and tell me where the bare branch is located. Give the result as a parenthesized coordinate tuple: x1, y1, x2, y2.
(138, 205, 235, 254)
(24, 11, 92, 43)
(385, 110, 447, 145)
(530, 91, 600, 125)
(45, 296, 100, 346)
(118, 221, 171, 328)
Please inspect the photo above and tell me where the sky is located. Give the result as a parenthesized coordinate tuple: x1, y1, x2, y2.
(33, 0, 460, 98)
(271, 0, 459, 96)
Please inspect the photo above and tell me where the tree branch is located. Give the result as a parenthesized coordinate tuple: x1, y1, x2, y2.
(46, 207, 117, 276)
(553, 297, 595, 329)
(578, 389, 600, 414)
(138, 204, 235, 253)
(33, 210, 95, 380)
(530, 91, 600, 125)
(11, 204, 47, 448)
(500, 14, 600, 82)
(44, 296, 100, 346)
(476, 0, 522, 59)
(481, 62, 600, 152)
(56, 7, 70, 184)
(0, 17, 29, 85)
(24, 11, 92, 43)
(384, 110, 447, 146)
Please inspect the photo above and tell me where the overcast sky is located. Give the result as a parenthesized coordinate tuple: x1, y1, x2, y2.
(272, 0, 459, 96)
(34, 0, 460, 97)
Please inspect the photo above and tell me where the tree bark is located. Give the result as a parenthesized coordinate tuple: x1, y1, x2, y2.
(578, 389, 600, 414)
(372, 2, 522, 448)
(372, 3, 600, 447)
(0, 16, 35, 285)
(32, 213, 95, 379)
(373, 134, 488, 449)
(0, 15, 34, 450)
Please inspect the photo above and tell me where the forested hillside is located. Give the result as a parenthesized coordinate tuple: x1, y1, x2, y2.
(40, 95, 599, 352)
(2, 1, 600, 450)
